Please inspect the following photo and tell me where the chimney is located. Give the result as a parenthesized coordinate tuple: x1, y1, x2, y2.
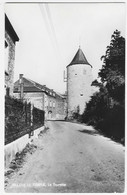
(19, 74, 24, 100)
(19, 74, 23, 83)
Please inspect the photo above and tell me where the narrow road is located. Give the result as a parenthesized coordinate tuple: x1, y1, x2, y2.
(5, 121, 125, 193)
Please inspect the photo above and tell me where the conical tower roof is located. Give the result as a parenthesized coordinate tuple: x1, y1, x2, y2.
(67, 47, 92, 67)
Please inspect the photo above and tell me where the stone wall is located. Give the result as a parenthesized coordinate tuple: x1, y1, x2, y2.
(5, 31, 16, 96)
(4, 126, 45, 169)
(67, 64, 93, 118)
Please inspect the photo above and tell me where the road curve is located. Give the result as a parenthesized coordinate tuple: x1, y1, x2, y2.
(5, 121, 125, 193)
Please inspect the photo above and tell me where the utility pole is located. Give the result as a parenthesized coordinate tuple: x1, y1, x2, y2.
(19, 74, 24, 101)
(63, 70, 67, 82)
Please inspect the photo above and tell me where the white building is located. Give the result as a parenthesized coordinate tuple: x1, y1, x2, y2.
(66, 47, 93, 118)
(14, 75, 67, 120)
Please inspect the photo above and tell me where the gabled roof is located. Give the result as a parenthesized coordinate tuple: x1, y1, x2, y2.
(55, 91, 66, 99)
(5, 14, 19, 44)
(67, 48, 92, 68)
(14, 77, 65, 99)
(14, 77, 45, 93)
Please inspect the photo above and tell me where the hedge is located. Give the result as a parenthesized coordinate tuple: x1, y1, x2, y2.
(5, 96, 45, 145)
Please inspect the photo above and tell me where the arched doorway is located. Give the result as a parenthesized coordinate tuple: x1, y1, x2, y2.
(48, 110, 52, 120)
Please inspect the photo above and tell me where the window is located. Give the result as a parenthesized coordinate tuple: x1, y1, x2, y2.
(53, 102, 55, 108)
(5, 41, 9, 72)
(83, 69, 86, 75)
(45, 99, 48, 107)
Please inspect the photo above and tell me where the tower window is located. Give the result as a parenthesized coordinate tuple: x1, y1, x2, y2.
(83, 70, 86, 74)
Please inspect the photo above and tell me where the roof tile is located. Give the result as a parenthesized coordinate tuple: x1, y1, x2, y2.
(67, 48, 92, 67)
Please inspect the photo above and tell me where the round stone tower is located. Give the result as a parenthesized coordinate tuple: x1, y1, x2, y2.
(66, 47, 93, 119)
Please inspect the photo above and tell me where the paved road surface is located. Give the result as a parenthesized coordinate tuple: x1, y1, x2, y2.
(5, 121, 125, 193)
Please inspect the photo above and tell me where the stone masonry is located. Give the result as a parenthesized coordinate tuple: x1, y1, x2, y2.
(5, 14, 19, 96)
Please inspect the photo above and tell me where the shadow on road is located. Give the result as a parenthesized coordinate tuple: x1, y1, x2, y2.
(78, 129, 98, 136)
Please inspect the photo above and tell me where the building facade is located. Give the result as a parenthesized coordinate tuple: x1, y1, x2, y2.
(66, 47, 93, 118)
(5, 14, 19, 96)
(14, 75, 67, 120)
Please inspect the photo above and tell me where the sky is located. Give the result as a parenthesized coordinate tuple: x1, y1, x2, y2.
(5, 2, 125, 94)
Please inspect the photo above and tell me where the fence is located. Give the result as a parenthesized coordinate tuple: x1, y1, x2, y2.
(5, 96, 45, 145)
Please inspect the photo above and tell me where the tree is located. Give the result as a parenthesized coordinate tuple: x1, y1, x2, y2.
(72, 105, 81, 121)
(98, 30, 125, 104)
(81, 30, 125, 144)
